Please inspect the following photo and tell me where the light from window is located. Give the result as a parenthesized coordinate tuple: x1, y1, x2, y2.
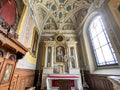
(89, 15, 118, 66)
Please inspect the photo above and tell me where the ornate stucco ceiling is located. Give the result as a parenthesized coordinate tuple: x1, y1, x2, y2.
(28, 0, 104, 35)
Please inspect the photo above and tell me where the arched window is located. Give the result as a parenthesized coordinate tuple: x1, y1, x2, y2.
(88, 15, 118, 66)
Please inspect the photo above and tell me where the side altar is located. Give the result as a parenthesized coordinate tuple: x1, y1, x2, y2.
(41, 33, 83, 90)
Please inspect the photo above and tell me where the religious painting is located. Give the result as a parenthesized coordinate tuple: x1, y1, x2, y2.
(2, 64, 13, 83)
(32, 29, 39, 56)
(108, 0, 120, 28)
(56, 46, 65, 63)
(0, 0, 24, 31)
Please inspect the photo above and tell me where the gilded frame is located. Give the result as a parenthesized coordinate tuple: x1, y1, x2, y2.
(30, 27, 39, 57)
(55, 45, 65, 63)
(54, 33, 66, 45)
(0, 59, 15, 84)
(54, 33, 66, 64)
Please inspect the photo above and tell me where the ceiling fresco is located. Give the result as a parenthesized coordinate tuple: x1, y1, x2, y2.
(28, 0, 104, 33)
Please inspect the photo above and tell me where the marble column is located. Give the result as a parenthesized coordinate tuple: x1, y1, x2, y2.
(51, 47, 54, 67)
(68, 47, 72, 68)
(44, 46, 48, 67)
(74, 46, 79, 68)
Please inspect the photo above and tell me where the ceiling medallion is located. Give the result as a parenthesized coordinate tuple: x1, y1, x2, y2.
(54, 33, 66, 44)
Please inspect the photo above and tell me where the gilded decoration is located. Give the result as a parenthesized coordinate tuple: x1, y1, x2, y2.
(55, 45, 66, 64)
(28, 0, 105, 31)
(54, 33, 66, 45)
(43, 33, 79, 75)
(54, 33, 67, 64)
(30, 27, 39, 58)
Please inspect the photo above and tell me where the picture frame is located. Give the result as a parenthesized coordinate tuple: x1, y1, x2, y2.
(0, 0, 24, 30)
(31, 27, 39, 57)
(0, 59, 15, 84)
(56, 46, 65, 63)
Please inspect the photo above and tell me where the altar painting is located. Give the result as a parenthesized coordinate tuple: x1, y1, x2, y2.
(56, 46, 65, 63)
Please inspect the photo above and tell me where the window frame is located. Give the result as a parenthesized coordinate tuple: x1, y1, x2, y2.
(88, 15, 118, 67)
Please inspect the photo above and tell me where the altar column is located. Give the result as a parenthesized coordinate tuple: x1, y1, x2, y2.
(51, 47, 54, 67)
(44, 46, 48, 67)
(68, 46, 72, 68)
(74, 46, 79, 68)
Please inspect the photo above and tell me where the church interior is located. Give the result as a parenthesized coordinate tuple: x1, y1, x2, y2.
(0, 0, 120, 90)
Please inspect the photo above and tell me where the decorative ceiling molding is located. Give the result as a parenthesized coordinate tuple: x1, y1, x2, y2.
(28, 0, 105, 33)
(44, 17, 57, 30)
(41, 30, 77, 37)
(75, 0, 105, 35)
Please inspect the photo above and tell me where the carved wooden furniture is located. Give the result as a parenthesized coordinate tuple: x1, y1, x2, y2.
(0, 26, 28, 90)
(10, 68, 35, 90)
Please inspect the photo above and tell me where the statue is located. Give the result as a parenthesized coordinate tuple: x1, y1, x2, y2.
(63, 53, 76, 72)
(63, 54, 69, 73)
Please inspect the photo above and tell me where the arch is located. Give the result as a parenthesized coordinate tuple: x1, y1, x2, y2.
(83, 12, 118, 74)
(83, 12, 100, 73)
(9, 54, 16, 60)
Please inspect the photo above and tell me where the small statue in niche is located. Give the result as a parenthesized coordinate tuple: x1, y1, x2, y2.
(63, 54, 69, 73)
(64, 54, 76, 71)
